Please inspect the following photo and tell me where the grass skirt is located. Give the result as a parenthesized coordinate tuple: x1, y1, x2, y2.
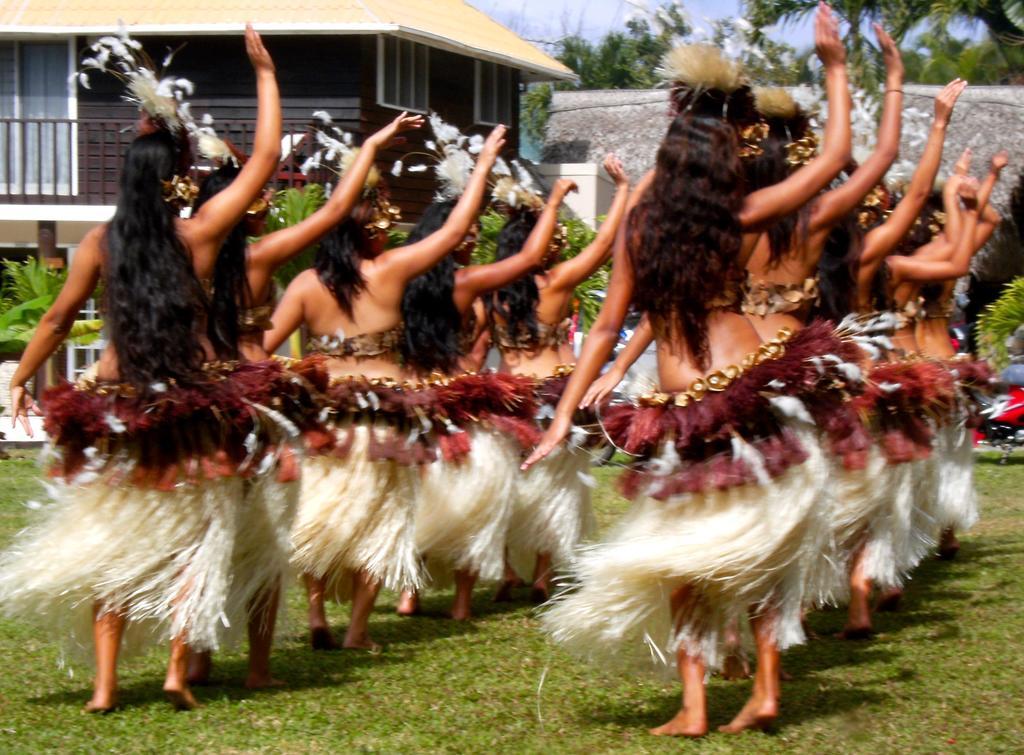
(542, 426, 828, 673)
(291, 422, 419, 601)
(506, 442, 597, 581)
(414, 428, 520, 587)
(0, 477, 246, 658)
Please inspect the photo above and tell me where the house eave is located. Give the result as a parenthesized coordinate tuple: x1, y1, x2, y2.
(0, 23, 577, 82)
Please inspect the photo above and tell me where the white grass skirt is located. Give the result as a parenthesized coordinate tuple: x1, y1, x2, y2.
(506, 443, 596, 581)
(861, 457, 936, 591)
(0, 476, 245, 658)
(930, 420, 979, 534)
(541, 427, 826, 673)
(414, 429, 519, 587)
(290, 423, 419, 601)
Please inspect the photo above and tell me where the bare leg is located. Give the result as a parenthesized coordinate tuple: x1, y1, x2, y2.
(938, 527, 961, 560)
(85, 604, 124, 713)
(343, 570, 382, 651)
(719, 609, 780, 733)
(396, 589, 420, 617)
(650, 585, 708, 737)
(163, 635, 199, 710)
(186, 650, 212, 686)
(246, 581, 285, 689)
(875, 586, 903, 612)
(305, 573, 341, 650)
(840, 544, 874, 639)
(531, 552, 553, 604)
(451, 570, 477, 621)
(494, 555, 524, 602)
(720, 616, 751, 681)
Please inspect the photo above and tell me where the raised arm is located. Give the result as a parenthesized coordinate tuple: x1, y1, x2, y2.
(860, 78, 966, 269)
(739, 2, 851, 230)
(9, 228, 103, 434)
(186, 25, 282, 251)
(374, 126, 506, 285)
(453, 177, 577, 311)
(580, 313, 654, 408)
(889, 178, 988, 283)
(808, 24, 902, 234)
(522, 179, 651, 469)
(263, 272, 309, 354)
(248, 112, 424, 272)
(548, 155, 632, 291)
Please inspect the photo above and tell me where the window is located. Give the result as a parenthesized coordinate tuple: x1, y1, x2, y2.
(0, 41, 73, 195)
(475, 61, 514, 125)
(378, 37, 429, 113)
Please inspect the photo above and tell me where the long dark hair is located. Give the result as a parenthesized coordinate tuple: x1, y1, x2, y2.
(814, 211, 864, 321)
(400, 200, 463, 374)
(104, 130, 207, 389)
(485, 209, 541, 341)
(868, 190, 944, 310)
(740, 123, 810, 265)
(315, 200, 376, 316)
(627, 110, 744, 368)
(194, 164, 251, 359)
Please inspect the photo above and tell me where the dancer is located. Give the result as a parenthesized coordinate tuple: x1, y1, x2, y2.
(488, 155, 631, 603)
(1, 26, 282, 711)
(917, 155, 1003, 559)
(524, 4, 855, 736)
(264, 124, 507, 650)
(185, 110, 423, 686)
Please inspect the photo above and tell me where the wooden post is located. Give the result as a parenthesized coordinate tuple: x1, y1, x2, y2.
(36, 220, 63, 391)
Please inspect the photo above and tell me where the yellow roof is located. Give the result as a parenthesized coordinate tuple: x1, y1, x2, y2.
(0, 0, 574, 80)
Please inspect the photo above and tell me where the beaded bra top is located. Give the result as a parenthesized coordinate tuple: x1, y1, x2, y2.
(306, 324, 404, 359)
(492, 317, 572, 353)
(237, 283, 280, 335)
(741, 275, 820, 317)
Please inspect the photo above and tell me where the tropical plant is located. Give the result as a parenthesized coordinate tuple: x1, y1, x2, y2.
(902, 30, 1024, 83)
(0, 258, 101, 353)
(977, 276, 1024, 367)
(266, 184, 327, 287)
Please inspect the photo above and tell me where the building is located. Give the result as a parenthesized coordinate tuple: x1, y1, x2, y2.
(0, 0, 574, 257)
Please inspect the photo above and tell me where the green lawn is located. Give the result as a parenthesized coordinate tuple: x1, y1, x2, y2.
(0, 449, 1022, 753)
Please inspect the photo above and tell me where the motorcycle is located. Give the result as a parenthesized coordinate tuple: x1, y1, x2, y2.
(976, 359, 1024, 463)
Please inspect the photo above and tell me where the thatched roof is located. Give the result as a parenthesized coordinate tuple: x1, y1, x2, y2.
(543, 84, 1024, 280)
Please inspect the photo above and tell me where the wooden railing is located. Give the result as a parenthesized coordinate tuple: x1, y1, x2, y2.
(0, 117, 326, 205)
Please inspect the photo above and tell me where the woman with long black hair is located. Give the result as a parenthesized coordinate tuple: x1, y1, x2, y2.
(395, 166, 618, 620)
(0, 26, 281, 712)
(523, 5, 856, 736)
(184, 111, 422, 687)
(263, 125, 506, 651)
(486, 155, 631, 603)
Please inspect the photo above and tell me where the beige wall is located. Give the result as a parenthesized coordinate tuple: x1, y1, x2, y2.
(535, 163, 616, 227)
(0, 208, 114, 248)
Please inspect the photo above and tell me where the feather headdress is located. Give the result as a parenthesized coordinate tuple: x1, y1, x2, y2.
(490, 159, 544, 212)
(75, 25, 196, 134)
(391, 112, 479, 202)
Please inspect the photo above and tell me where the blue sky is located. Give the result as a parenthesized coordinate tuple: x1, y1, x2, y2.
(470, 0, 816, 48)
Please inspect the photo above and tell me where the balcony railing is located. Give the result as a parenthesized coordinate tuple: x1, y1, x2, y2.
(0, 117, 326, 205)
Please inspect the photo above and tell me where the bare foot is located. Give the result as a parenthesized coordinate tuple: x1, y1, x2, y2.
(396, 590, 420, 617)
(342, 637, 383, 654)
(875, 588, 903, 613)
(938, 528, 961, 560)
(720, 651, 751, 681)
(245, 673, 287, 690)
(83, 691, 118, 714)
(530, 585, 550, 605)
(837, 625, 874, 640)
(449, 604, 472, 621)
(310, 626, 342, 651)
(649, 708, 708, 738)
(494, 578, 523, 603)
(780, 667, 794, 682)
(718, 696, 778, 734)
(163, 684, 199, 711)
(187, 650, 212, 686)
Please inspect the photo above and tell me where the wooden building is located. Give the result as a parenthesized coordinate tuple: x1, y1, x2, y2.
(0, 1, 574, 254)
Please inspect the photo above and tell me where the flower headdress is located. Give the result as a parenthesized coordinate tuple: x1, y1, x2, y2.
(745, 87, 819, 167)
(490, 158, 544, 213)
(301, 111, 400, 232)
(857, 184, 892, 229)
(391, 113, 480, 203)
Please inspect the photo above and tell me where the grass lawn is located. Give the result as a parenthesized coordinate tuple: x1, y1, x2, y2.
(0, 449, 1021, 753)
